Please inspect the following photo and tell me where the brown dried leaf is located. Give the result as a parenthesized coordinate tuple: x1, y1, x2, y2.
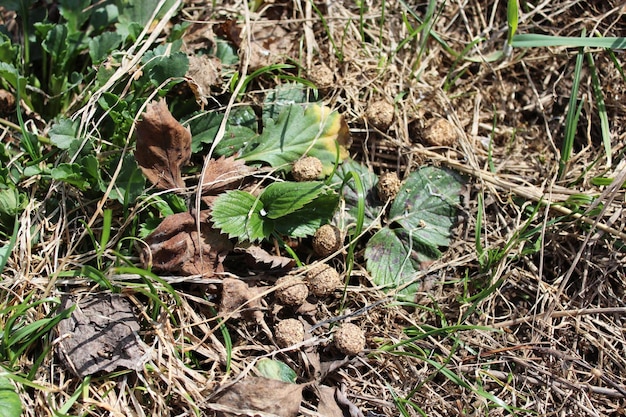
(214, 377, 302, 417)
(55, 294, 146, 377)
(201, 156, 256, 198)
(186, 55, 222, 106)
(315, 386, 344, 417)
(140, 211, 233, 277)
(220, 277, 264, 322)
(135, 99, 191, 190)
(234, 243, 296, 271)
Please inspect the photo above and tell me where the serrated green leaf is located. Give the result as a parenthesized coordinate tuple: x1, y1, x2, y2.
(49, 118, 78, 150)
(389, 167, 462, 249)
(365, 166, 463, 299)
(0, 376, 22, 417)
(211, 190, 272, 241)
(240, 104, 349, 175)
(365, 227, 421, 296)
(333, 159, 383, 229)
(89, 32, 123, 64)
(141, 43, 189, 86)
(260, 181, 324, 219)
(256, 359, 297, 383)
(275, 189, 339, 237)
(51, 163, 90, 190)
(0, 33, 18, 64)
(59, 0, 91, 33)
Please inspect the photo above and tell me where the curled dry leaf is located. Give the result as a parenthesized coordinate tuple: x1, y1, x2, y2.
(186, 54, 222, 105)
(135, 99, 191, 190)
(220, 277, 264, 322)
(234, 243, 296, 271)
(55, 294, 146, 377)
(140, 211, 233, 277)
(213, 377, 303, 417)
(201, 156, 256, 205)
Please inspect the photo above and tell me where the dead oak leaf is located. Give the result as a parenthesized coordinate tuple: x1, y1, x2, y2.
(213, 377, 302, 417)
(140, 211, 233, 277)
(135, 99, 191, 190)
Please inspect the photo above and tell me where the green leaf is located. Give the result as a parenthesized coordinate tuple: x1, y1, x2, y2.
(0, 188, 26, 230)
(187, 106, 257, 154)
(0, 33, 18, 64)
(0, 63, 30, 109)
(511, 34, 626, 49)
(90, 3, 119, 31)
(365, 227, 421, 295)
(256, 359, 297, 383)
(104, 154, 145, 206)
(89, 32, 123, 64)
(42, 24, 69, 67)
(141, 43, 189, 86)
(263, 82, 316, 123)
(49, 118, 78, 150)
(240, 104, 349, 175)
(260, 181, 324, 219)
(0, 375, 22, 417)
(275, 189, 339, 237)
(51, 163, 90, 190)
(366, 166, 463, 299)
(211, 190, 272, 241)
(59, 0, 91, 33)
(389, 167, 463, 249)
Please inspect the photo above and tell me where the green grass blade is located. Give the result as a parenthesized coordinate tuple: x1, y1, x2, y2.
(559, 45, 585, 179)
(586, 51, 612, 167)
(506, 0, 519, 46)
(512, 34, 626, 49)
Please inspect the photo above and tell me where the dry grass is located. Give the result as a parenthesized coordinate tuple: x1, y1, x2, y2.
(2, 0, 626, 416)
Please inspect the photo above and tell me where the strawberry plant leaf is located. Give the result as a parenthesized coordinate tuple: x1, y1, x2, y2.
(365, 227, 421, 295)
(366, 166, 463, 299)
(260, 181, 324, 219)
(141, 42, 189, 86)
(262, 82, 315, 123)
(211, 190, 272, 241)
(275, 189, 339, 237)
(389, 166, 463, 249)
(51, 163, 91, 190)
(239, 104, 350, 175)
(89, 32, 123, 64)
